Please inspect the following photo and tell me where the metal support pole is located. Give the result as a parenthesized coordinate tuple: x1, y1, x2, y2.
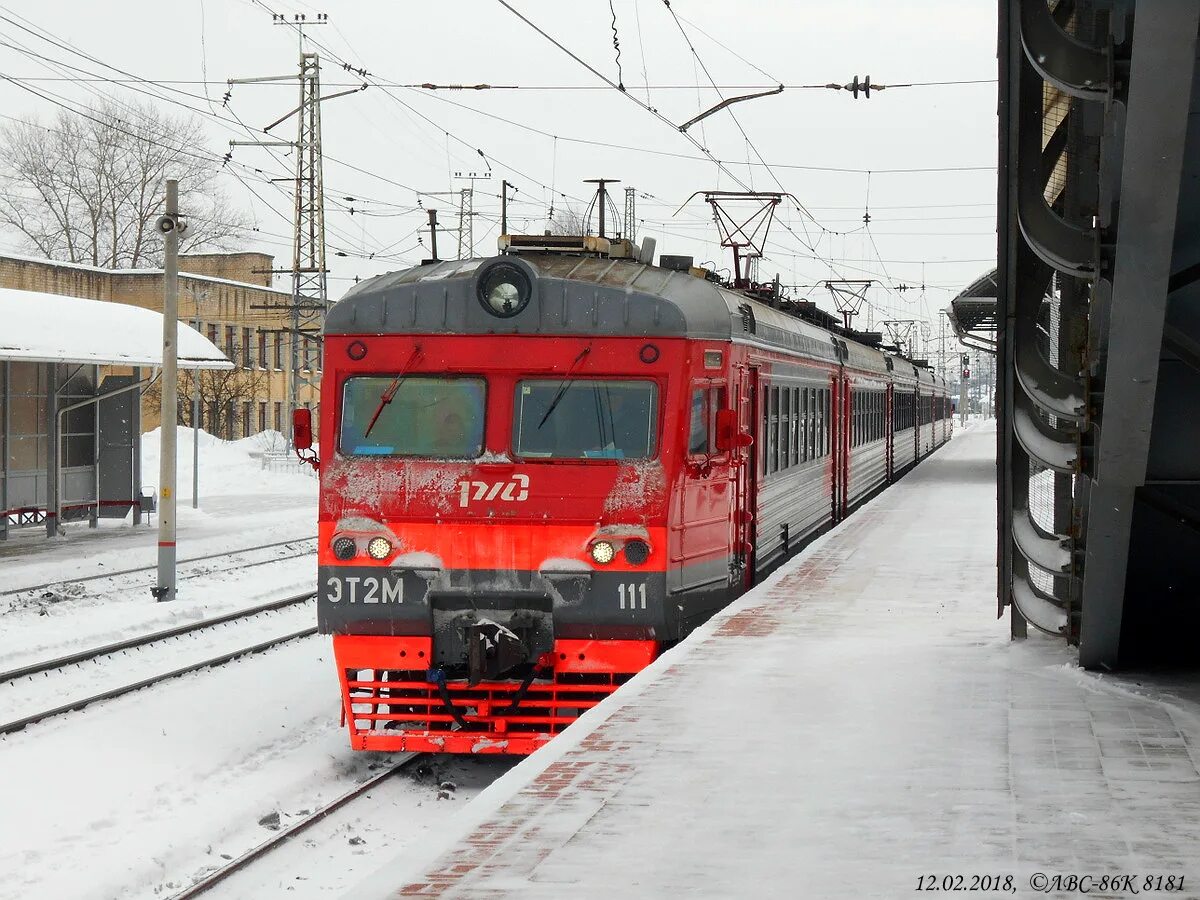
(132, 367, 142, 526)
(959, 358, 968, 426)
(500, 179, 510, 236)
(46, 364, 58, 537)
(1, 362, 8, 541)
(192, 310, 200, 509)
(428, 209, 439, 261)
(155, 179, 182, 602)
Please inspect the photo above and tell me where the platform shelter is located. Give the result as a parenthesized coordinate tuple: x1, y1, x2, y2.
(0, 286, 230, 539)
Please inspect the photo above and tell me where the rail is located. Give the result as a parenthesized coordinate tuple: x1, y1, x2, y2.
(0, 536, 317, 599)
(0, 618, 317, 736)
(168, 754, 424, 900)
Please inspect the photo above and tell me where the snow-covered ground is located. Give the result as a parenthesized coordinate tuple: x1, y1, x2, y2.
(0, 427, 520, 899)
(1, 427, 318, 666)
(353, 423, 1200, 899)
(0, 427, 317, 592)
(0, 634, 514, 899)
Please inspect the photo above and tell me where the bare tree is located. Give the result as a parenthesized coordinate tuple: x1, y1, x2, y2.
(0, 99, 250, 268)
(144, 365, 269, 440)
(548, 202, 586, 237)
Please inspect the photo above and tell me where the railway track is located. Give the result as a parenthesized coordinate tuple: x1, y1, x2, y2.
(0, 536, 317, 599)
(169, 754, 426, 900)
(0, 592, 317, 736)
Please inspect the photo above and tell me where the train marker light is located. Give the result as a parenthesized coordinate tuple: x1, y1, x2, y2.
(589, 540, 616, 564)
(367, 537, 393, 560)
(332, 536, 357, 560)
(624, 539, 650, 565)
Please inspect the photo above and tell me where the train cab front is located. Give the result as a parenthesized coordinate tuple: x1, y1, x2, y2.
(316, 333, 676, 755)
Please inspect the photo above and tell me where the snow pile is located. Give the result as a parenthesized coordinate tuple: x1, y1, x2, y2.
(141, 426, 319, 501)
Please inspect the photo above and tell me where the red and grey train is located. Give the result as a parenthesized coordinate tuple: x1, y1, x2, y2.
(295, 235, 952, 755)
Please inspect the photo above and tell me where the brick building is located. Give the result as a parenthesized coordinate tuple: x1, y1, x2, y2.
(0, 252, 320, 439)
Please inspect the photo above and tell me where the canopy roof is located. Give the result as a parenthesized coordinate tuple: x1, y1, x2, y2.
(947, 268, 998, 353)
(0, 287, 231, 369)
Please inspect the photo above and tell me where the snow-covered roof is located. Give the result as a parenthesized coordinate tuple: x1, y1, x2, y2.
(0, 287, 233, 369)
(0, 251, 291, 296)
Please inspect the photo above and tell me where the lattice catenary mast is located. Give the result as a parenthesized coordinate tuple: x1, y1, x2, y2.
(228, 13, 362, 440)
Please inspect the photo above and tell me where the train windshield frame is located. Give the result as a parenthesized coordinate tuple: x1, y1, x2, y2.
(339, 375, 486, 458)
(512, 378, 658, 460)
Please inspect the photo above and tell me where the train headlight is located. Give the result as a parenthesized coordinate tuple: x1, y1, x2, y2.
(623, 540, 650, 565)
(332, 536, 357, 560)
(589, 540, 615, 565)
(477, 262, 532, 318)
(367, 537, 393, 560)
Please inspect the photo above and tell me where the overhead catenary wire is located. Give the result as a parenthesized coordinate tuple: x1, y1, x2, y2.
(0, 76, 1000, 91)
(0, 25, 432, 265)
(4, 0, 988, 285)
(0, 14, 432, 221)
(0, 1, 996, 318)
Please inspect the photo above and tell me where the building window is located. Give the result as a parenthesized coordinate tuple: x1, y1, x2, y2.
(273, 401, 282, 432)
(242, 400, 252, 437)
(258, 331, 268, 368)
(224, 326, 235, 361)
(242, 327, 253, 369)
(259, 401, 267, 433)
(274, 332, 283, 370)
(206, 323, 218, 345)
(301, 333, 319, 372)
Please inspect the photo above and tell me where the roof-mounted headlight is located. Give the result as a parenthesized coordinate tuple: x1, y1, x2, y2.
(477, 262, 532, 318)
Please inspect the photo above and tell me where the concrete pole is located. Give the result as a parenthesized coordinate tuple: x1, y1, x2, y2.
(155, 179, 181, 602)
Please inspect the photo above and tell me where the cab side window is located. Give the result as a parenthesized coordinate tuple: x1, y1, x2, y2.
(689, 385, 727, 458)
(689, 389, 708, 455)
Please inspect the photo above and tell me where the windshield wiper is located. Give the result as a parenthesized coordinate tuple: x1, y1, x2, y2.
(537, 345, 591, 430)
(362, 344, 423, 438)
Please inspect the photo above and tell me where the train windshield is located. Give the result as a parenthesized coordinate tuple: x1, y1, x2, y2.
(513, 379, 657, 459)
(339, 376, 485, 458)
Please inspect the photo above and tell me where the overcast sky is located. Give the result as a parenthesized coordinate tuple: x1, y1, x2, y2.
(0, 0, 997, 350)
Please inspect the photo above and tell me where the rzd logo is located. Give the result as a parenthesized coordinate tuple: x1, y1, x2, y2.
(457, 473, 530, 508)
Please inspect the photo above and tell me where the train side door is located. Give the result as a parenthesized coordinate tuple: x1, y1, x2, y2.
(679, 379, 733, 598)
(735, 367, 759, 586)
(915, 388, 923, 458)
(837, 374, 851, 520)
(885, 383, 894, 482)
(830, 372, 841, 522)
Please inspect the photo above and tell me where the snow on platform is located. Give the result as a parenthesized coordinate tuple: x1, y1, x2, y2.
(356, 423, 1200, 899)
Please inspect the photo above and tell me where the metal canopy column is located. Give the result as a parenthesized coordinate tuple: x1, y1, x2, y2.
(1078, 3, 1200, 668)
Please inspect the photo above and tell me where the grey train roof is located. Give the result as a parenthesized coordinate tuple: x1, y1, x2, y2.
(327, 253, 943, 386)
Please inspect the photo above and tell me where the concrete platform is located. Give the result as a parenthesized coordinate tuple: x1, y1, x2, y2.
(357, 424, 1200, 899)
